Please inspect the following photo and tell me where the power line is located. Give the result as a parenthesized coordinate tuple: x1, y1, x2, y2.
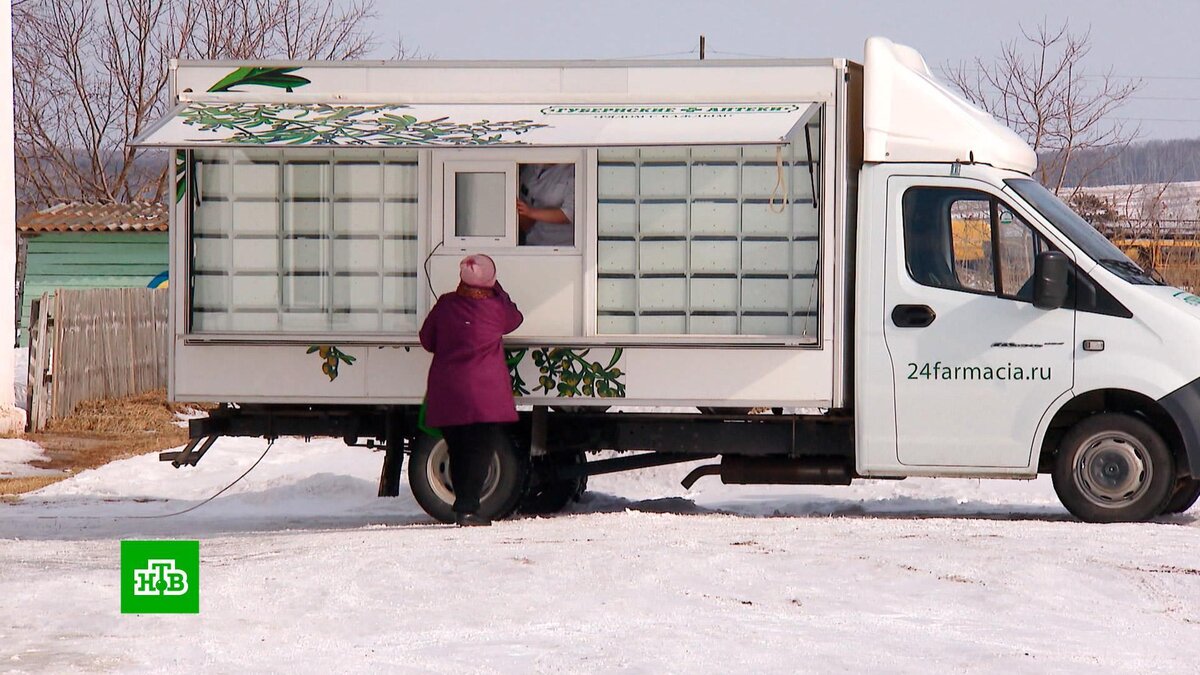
(1128, 96, 1200, 102)
(952, 66, 1200, 82)
(610, 48, 698, 60)
(707, 48, 788, 59)
(1113, 117, 1200, 123)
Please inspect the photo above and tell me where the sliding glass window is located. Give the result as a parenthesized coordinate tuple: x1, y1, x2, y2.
(189, 148, 419, 334)
(596, 125, 821, 338)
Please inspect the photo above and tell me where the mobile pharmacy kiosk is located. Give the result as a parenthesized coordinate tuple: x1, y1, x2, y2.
(134, 37, 1200, 524)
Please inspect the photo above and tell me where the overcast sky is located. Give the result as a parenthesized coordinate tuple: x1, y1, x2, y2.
(373, 0, 1200, 141)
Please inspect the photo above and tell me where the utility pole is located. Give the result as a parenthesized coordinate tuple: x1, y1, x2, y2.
(699, 35, 706, 61)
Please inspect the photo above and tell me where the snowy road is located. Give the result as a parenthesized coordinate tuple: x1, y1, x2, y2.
(2, 438, 1199, 673)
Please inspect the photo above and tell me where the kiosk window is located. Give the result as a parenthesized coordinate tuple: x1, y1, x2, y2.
(441, 160, 577, 248)
(595, 132, 821, 337)
(189, 148, 419, 334)
(518, 163, 576, 247)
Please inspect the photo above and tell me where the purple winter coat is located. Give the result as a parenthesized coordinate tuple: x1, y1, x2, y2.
(419, 282, 523, 428)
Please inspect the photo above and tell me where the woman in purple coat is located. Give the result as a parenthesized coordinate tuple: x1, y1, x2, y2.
(419, 254, 523, 526)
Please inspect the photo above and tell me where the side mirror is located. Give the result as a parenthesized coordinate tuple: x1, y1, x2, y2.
(1033, 251, 1070, 310)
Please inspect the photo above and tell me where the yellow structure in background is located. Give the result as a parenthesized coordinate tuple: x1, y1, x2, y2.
(1112, 236, 1200, 291)
(951, 217, 990, 261)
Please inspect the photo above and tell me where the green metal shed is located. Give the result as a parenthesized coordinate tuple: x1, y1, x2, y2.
(17, 202, 169, 346)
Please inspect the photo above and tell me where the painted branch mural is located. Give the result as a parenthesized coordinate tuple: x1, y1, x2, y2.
(507, 347, 626, 398)
(307, 345, 356, 381)
(178, 102, 549, 146)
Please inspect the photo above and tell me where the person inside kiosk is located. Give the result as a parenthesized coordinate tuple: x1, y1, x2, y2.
(517, 163, 575, 246)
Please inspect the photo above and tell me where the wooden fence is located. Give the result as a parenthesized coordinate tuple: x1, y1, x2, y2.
(26, 288, 169, 432)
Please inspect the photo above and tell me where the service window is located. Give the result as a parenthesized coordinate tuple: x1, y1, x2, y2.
(518, 163, 576, 247)
(189, 148, 420, 334)
(440, 156, 579, 250)
(595, 127, 821, 338)
(902, 187, 1047, 301)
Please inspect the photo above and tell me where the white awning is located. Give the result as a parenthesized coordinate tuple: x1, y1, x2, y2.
(132, 101, 820, 148)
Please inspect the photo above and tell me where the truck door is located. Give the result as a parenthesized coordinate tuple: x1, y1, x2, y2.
(883, 176, 1075, 468)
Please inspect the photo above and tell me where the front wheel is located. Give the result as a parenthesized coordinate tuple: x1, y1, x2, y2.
(1051, 413, 1175, 523)
(408, 432, 529, 524)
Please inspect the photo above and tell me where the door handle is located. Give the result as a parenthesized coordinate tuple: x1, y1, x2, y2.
(891, 304, 936, 328)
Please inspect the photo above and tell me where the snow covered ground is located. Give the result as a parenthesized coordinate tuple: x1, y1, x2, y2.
(1, 437, 1199, 673)
(0, 440, 58, 478)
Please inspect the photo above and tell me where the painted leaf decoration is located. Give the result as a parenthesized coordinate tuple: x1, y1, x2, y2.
(208, 67, 311, 93)
(174, 151, 186, 204)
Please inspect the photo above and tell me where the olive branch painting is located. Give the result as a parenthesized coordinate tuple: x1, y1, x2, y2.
(178, 102, 549, 146)
(307, 345, 357, 381)
(506, 347, 626, 398)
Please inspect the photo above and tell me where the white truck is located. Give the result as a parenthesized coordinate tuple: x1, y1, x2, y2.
(134, 37, 1200, 523)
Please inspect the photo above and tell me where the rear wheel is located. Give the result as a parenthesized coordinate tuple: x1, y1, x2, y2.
(1163, 478, 1200, 515)
(520, 451, 588, 515)
(1051, 413, 1175, 523)
(408, 432, 529, 524)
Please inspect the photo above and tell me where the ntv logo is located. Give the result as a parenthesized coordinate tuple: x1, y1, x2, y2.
(133, 559, 189, 596)
(121, 541, 200, 614)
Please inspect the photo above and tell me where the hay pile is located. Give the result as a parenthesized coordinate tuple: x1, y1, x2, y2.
(46, 389, 205, 436)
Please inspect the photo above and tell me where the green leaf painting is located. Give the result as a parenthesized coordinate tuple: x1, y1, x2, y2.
(208, 67, 311, 93)
(506, 347, 625, 398)
(307, 344, 356, 381)
(174, 150, 186, 204)
(178, 102, 548, 146)
(506, 348, 530, 396)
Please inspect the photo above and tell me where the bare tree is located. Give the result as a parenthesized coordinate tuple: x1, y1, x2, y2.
(13, 0, 380, 214)
(182, 0, 376, 61)
(944, 21, 1142, 198)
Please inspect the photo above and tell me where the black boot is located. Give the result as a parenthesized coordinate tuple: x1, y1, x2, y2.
(455, 512, 492, 527)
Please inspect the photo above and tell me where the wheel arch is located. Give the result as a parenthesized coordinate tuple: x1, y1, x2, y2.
(1038, 388, 1194, 478)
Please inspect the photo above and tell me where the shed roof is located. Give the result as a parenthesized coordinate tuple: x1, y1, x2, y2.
(18, 202, 168, 234)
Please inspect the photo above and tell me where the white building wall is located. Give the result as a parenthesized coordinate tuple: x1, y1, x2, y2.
(0, 1, 20, 431)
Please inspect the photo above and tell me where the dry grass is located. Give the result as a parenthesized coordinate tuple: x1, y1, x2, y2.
(1, 390, 213, 498)
(46, 389, 203, 436)
(1162, 264, 1200, 293)
(0, 475, 65, 501)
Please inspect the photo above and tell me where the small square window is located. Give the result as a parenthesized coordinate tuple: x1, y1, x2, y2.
(455, 172, 508, 237)
(443, 161, 518, 246)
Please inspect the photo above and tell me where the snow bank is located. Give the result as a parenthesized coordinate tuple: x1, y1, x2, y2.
(0, 438, 58, 477)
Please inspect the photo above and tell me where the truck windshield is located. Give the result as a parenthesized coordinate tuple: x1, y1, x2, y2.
(1004, 178, 1161, 286)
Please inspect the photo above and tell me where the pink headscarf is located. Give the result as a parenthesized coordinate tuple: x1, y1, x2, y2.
(459, 254, 497, 288)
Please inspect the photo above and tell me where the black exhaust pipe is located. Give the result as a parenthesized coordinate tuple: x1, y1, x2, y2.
(681, 456, 851, 489)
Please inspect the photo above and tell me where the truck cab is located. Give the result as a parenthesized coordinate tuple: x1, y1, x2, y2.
(851, 39, 1200, 521)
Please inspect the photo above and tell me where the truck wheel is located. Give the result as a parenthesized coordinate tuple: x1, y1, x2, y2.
(520, 451, 588, 515)
(1051, 413, 1175, 523)
(1162, 479, 1200, 515)
(408, 432, 529, 524)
